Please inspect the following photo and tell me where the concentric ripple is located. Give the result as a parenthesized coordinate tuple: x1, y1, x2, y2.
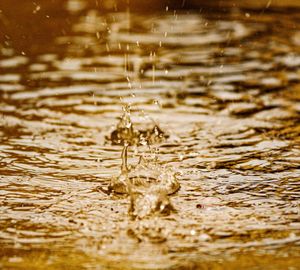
(0, 1, 300, 269)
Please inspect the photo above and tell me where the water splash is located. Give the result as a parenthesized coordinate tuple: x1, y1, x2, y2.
(107, 143, 180, 218)
(108, 105, 168, 146)
(109, 105, 136, 145)
(1, 4, 300, 269)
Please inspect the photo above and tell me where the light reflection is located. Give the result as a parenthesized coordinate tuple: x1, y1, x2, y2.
(0, 0, 300, 269)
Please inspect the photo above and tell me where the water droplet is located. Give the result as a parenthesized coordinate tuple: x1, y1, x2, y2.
(33, 4, 41, 14)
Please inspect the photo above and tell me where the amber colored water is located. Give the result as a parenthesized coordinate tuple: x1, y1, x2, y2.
(0, 1, 300, 269)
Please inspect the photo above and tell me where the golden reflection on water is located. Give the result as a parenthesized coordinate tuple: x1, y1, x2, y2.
(0, 0, 300, 269)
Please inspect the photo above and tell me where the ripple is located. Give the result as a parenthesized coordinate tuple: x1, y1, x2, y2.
(1, 5, 300, 270)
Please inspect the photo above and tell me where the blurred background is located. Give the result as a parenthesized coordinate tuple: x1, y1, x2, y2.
(1, 0, 300, 55)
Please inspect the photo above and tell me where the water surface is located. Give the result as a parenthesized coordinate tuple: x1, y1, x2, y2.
(0, 1, 300, 269)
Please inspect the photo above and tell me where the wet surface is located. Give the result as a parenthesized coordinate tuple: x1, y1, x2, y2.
(1, 1, 300, 269)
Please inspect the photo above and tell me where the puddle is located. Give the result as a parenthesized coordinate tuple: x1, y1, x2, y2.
(0, 1, 300, 269)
